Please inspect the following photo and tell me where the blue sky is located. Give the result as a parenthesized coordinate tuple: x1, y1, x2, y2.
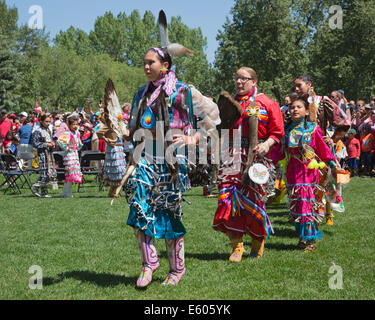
(5, 0, 235, 63)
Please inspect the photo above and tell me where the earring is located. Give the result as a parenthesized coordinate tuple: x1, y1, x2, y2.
(161, 67, 168, 76)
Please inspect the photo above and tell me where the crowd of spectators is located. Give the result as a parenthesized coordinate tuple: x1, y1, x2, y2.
(0, 100, 131, 169)
(2, 92, 375, 178)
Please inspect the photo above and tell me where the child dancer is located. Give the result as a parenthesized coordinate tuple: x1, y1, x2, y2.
(126, 46, 219, 287)
(279, 99, 341, 252)
(30, 113, 56, 198)
(57, 115, 83, 198)
(96, 114, 127, 198)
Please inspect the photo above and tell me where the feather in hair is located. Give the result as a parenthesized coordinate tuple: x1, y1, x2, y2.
(158, 10, 169, 47)
(166, 43, 194, 57)
(158, 10, 194, 58)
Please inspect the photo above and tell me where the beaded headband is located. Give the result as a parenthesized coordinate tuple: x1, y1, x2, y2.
(149, 47, 166, 59)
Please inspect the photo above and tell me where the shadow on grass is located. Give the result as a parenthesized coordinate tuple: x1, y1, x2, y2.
(267, 211, 290, 217)
(73, 195, 109, 199)
(242, 240, 298, 252)
(266, 242, 299, 251)
(318, 229, 333, 236)
(43, 270, 138, 288)
(1, 194, 34, 198)
(182, 243, 300, 260)
(271, 219, 293, 226)
(267, 204, 288, 210)
(184, 251, 229, 261)
(158, 249, 229, 261)
(272, 228, 298, 238)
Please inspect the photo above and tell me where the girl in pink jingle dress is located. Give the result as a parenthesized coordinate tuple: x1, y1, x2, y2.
(275, 99, 342, 252)
(57, 116, 83, 198)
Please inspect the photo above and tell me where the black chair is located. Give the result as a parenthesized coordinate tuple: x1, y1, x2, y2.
(0, 153, 33, 194)
(17, 144, 35, 172)
(0, 155, 7, 190)
(78, 151, 105, 192)
(53, 151, 66, 182)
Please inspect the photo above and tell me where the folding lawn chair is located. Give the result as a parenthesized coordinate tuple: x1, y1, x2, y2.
(0, 153, 33, 194)
(78, 150, 105, 192)
(53, 151, 66, 182)
(0, 155, 7, 190)
(17, 144, 35, 171)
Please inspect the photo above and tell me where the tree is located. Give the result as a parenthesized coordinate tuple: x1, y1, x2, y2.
(0, 0, 18, 39)
(120, 10, 159, 67)
(214, 0, 312, 102)
(89, 12, 127, 62)
(307, 0, 375, 100)
(0, 33, 20, 111)
(84, 10, 214, 94)
(55, 26, 93, 57)
(3, 6, 216, 112)
(23, 45, 146, 112)
(85, 53, 145, 105)
(14, 25, 50, 109)
(168, 16, 215, 95)
(28, 46, 91, 110)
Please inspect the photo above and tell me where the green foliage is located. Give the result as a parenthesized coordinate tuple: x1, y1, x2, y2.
(215, 0, 333, 101)
(3, 1, 375, 111)
(55, 26, 94, 57)
(215, 0, 308, 101)
(168, 16, 215, 95)
(15, 26, 50, 111)
(0, 33, 21, 111)
(307, 0, 375, 100)
(0, 0, 21, 111)
(34, 9, 214, 109)
(54, 10, 214, 94)
(83, 53, 145, 107)
(121, 10, 159, 67)
(89, 12, 127, 62)
(0, 0, 18, 39)
(25, 46, 145, 112)
(214, 0, 375, 103)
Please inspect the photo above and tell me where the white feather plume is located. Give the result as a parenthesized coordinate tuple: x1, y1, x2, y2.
(158, 10, 169, 47)
(158, 10, 194, 58)
(166, 43, 194, 57)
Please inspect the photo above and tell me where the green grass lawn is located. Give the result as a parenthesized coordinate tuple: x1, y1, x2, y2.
(0, 175, 374, 300)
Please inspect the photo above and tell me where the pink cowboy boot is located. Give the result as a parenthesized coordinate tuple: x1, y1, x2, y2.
(133, 228, 159, 288)
(162, 237, 185, 286)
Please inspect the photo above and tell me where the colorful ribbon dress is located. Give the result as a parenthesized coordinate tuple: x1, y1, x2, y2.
(212, 92, 284, 241)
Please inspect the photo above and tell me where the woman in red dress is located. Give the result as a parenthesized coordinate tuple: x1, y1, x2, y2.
(212, 67, 284, 261)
